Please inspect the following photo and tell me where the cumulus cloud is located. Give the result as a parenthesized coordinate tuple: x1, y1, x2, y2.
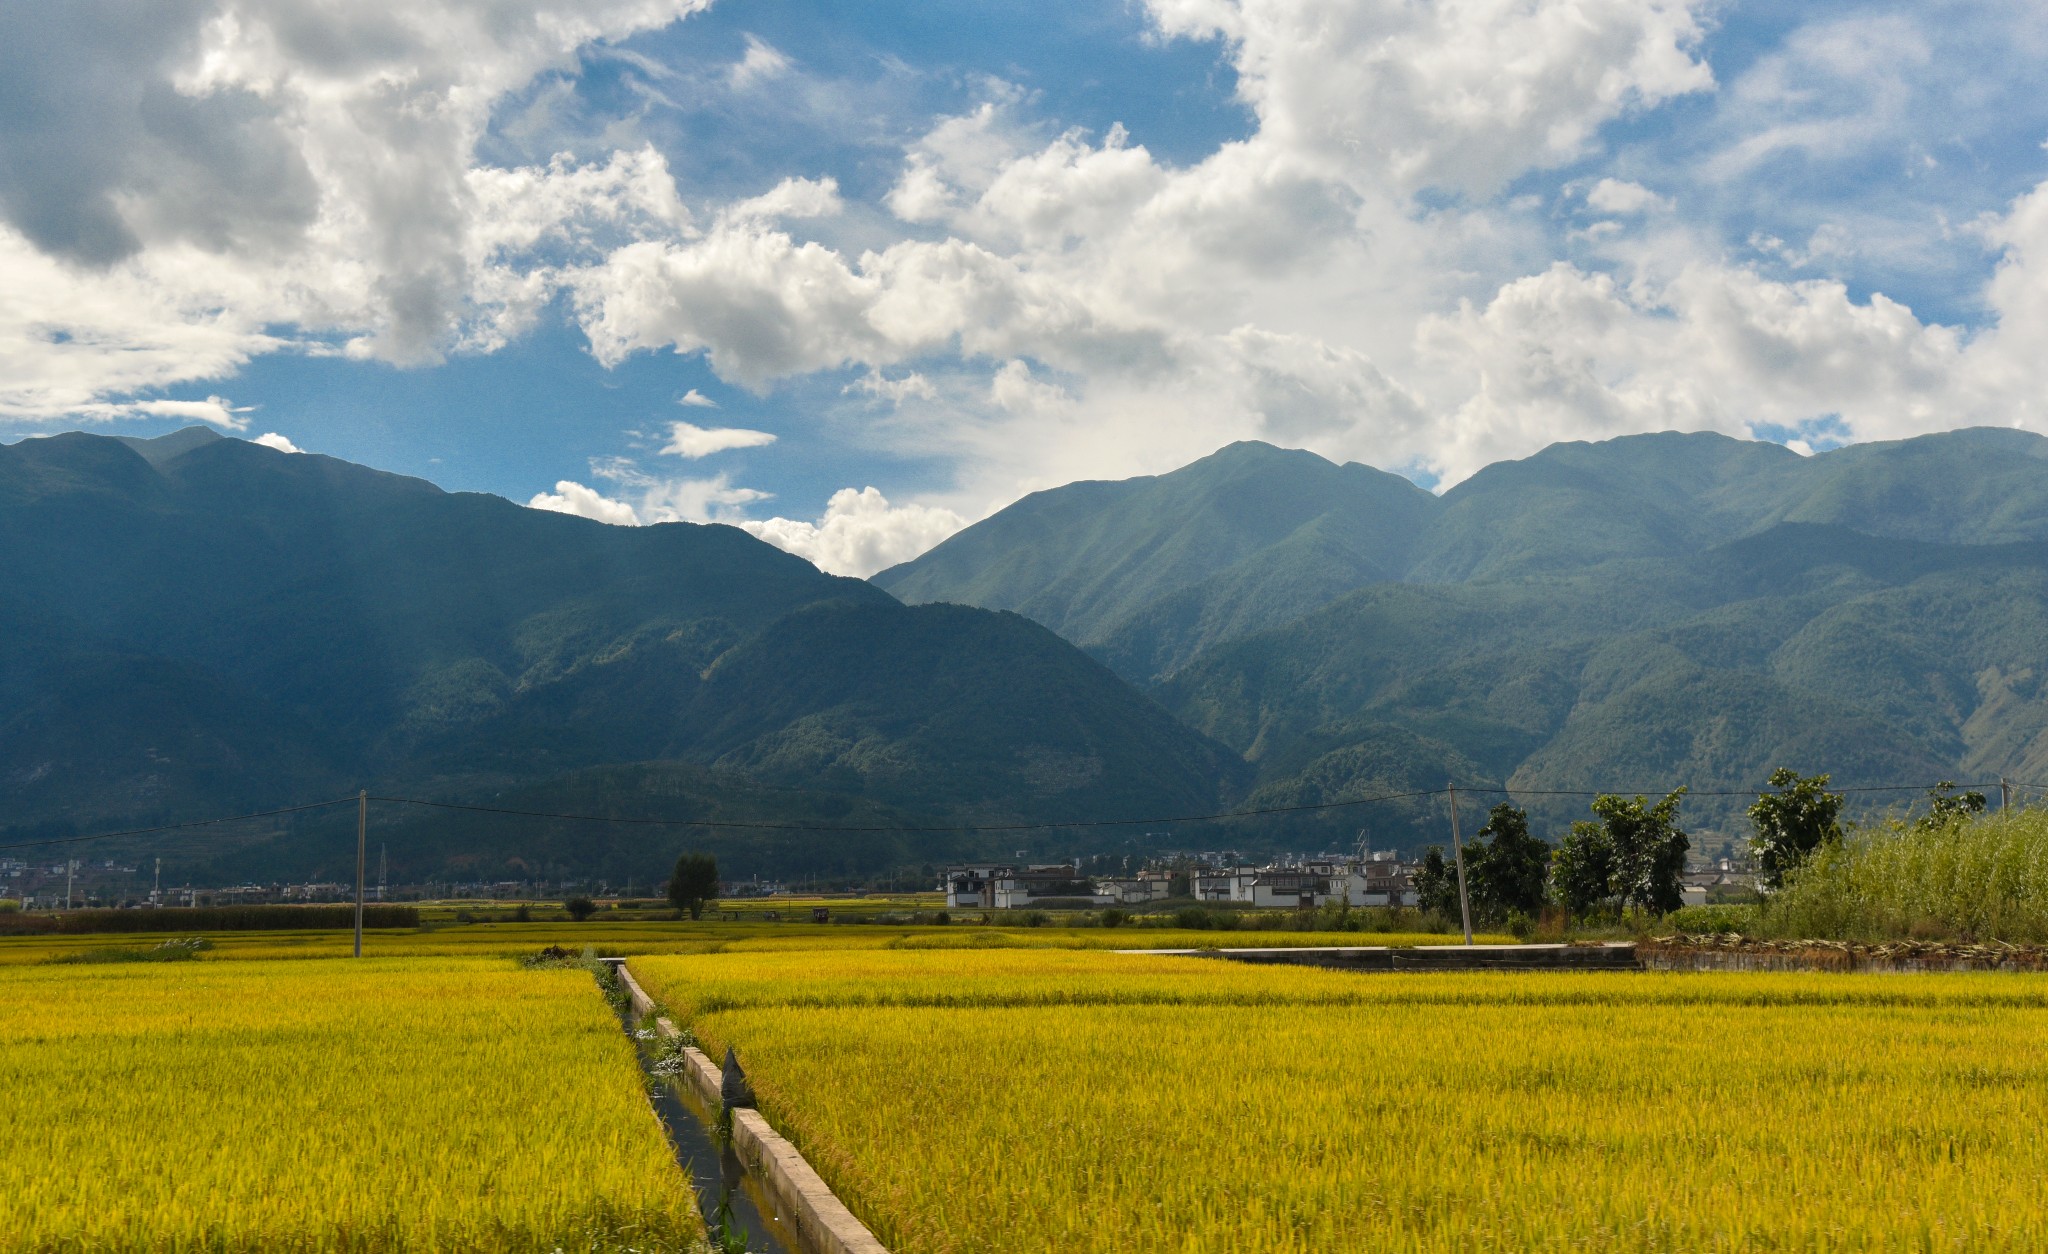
(740, 488, 967, 577)
(848, 370, 938, 404)
(13, 0, 2048, 523)
(659, 420, 777, 458)
(528, 469, 773, 526)
(0, 0, 707, 423)
(250, 431, 302, 453)
(529, 479, 642, 525)
(1585, 179, 1670, 215)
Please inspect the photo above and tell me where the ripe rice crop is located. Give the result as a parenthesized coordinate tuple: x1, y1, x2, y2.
(632, 952, 2048, 1253)
(0, 959, 697, 1252)
(0, 922, 1498, 965)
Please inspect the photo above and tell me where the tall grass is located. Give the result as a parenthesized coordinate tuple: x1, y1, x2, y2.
(1766, 805, 2048, 942)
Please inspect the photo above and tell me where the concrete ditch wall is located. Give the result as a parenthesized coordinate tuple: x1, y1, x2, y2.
(611, 962, 890, 1254)
(1124, 942, 1641, 971)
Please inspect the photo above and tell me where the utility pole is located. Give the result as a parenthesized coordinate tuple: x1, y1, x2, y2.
(2001, 778, 2011, 812)
(353, 790, 367, 958)
(1447, 783, 1473, 946)
(377, 844, 387, 903)
(65, 859, 76, 911)
(152, 858, 161, 908)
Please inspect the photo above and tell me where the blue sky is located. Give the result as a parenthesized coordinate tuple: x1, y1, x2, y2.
(5, 0, 2047, 572)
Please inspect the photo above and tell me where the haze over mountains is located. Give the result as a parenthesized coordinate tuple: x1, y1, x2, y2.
(880, 428, 2048, 844)
(9, 423, 2048, 883)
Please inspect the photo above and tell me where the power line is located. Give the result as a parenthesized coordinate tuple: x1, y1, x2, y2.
(6, 778, 2037, 857)
(0, 798, 358, 854)
(1458, 783, 2007, 798)
(366, 787, 1449, 834)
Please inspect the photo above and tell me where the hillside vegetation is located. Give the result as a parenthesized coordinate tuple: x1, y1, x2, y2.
(883, 429, 2048, 844)
(0, 430, 1237, 881)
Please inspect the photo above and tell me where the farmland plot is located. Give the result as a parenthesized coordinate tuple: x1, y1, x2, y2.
(634, 952, 2048, 1254)
(0, 959, 697, 1253)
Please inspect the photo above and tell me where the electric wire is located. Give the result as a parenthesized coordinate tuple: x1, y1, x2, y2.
(366, 787, 1449, 834)
(0, 797, 359, 853)
(7, 779, 2041, 856)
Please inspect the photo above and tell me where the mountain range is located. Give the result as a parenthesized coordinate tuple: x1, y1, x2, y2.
(0, 429, 1237, 885)
(880, 428, 2048, 848)
(10, 423, 2048, 884)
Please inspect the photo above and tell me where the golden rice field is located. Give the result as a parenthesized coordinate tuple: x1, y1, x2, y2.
(632, 951, 2048, 1254)
(0, 921, 1501, 964)
(0, 959, 697, 1252)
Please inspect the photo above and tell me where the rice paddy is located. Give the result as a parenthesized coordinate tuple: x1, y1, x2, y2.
(632, 950, 2048, 1254)
(0, 958, 697, 1252)
(0, 920, 1500, 964)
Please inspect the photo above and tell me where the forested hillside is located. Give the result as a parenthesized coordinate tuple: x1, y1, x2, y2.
(0, 429, 1239, 882)
(884, 429, 2048, 846)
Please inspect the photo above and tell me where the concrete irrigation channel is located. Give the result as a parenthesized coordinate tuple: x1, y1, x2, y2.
(604, 960, 890, 1254)
(1124, 942, 1643, 971)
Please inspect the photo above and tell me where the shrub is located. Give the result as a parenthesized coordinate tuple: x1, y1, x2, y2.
(564, 898, 597, 922)
(1100, 908, 1128, 929)
(1763, 806, 2048, 942)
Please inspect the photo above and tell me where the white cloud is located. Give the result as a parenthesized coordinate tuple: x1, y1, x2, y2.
(1147, 0, 1713, 198)
(724, 177, 843, 224)
(66, 394, 256, 430)
(639, 473, 773, 521)
(1585, 179, 1670, 215)
(529, 479, 642, 525)
(659, 420, 777, 458)
(13, 0, 2048, 528)
(677, 388, 720, 408)
(0, 0, 708, 423)
(848, 369, 938, 404)
(529, 469, 775, 527)
(728, 34, 791, 91)
(250, 431, 302, 453)
(740, 487, 966, 577)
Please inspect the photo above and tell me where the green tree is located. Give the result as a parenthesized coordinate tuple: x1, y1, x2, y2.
(1591, 789, 1690, 917)
(564, 896, 597, 921)
(1748, 768, 1844, 889)
(667, 852, 720, 920)
(1917, 781, 1988, 832)
(1552, 821, 1616, 918)
(1411, 846, 1461, 920)
(1465, 803, 1550, 922)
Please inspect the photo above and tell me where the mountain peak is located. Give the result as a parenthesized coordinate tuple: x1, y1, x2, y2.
(111, 425, 225, 466)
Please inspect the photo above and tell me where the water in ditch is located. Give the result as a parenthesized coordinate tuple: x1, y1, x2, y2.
(615, 1004, 799, 1254)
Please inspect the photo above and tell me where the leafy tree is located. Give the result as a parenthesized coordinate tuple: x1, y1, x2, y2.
(1465, 803, 1550, 922)
(1552, 821, 1617, 918)
(1591, 789, 1690, 917)
(564, 896, 597, 921)
(1412, 846, 1462, 921)
(1917, 781, 1988, 832)
(1748, 768, 1844, 889)
(668, 852, 721, 920)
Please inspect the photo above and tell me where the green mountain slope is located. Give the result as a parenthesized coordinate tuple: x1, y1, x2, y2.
(875, 441, 1438, 681)
(886, 427, 2048, 846)
(0, 429, 1239, 879)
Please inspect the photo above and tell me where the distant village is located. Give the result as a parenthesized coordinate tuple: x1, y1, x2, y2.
(944, 852, 1755, 912)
